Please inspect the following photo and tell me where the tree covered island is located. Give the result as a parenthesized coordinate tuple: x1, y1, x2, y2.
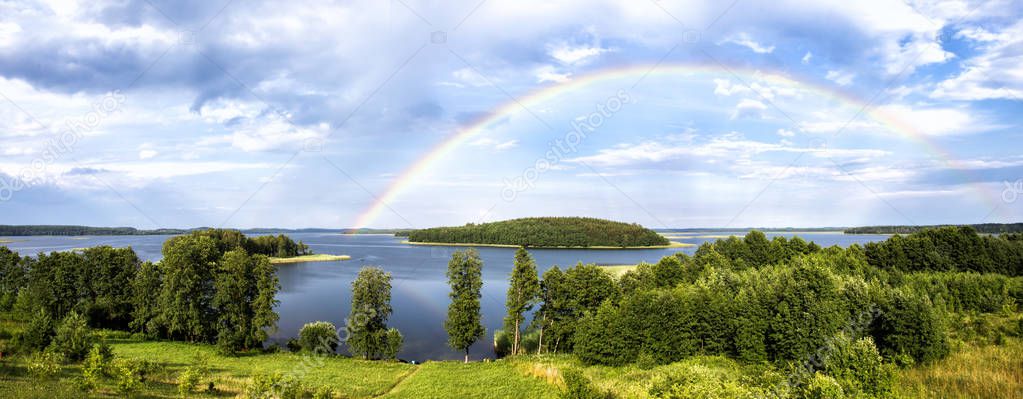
(404, 217, 676, 248)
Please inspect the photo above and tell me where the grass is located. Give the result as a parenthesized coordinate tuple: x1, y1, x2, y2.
(897, 337, 1023, 398)
(381, 359, 560, 398)
(268, 254, 351, 264)
(403, 241, 693, 249)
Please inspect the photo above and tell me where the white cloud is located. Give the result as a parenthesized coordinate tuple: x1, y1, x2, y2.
(713, 79, 750, 96)
(777, 129, 795, 137)
(535, 65, 572, 83)
(932, 21, 1023, 101)
(731, 99, 768, 120)
(825, 70, 856, 86)
(802, 51, 813, 64)
(468, 137, 519, 151)
(876, 104, 975, 136)
(720, 32, 775, 54)
(547, 42, 611, 65)
(138, 149, 158, 160)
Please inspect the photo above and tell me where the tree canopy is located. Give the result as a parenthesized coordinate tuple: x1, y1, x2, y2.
(407, 217, 669, 247)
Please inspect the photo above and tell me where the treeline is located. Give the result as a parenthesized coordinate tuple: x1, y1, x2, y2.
(863, 226, 1023, 276)
(0, 225, 188, 236)
(0, 229, 289, 355)
(162, 229, 311, 258)
(846, 223, 1023, 235)
(486, 228, 1022, 397)
(406, 217, 669, 247)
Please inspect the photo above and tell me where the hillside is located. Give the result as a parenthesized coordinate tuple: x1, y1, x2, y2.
(405, 217, 670, 248)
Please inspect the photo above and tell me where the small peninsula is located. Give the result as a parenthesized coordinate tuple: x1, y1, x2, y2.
(404, 217, 680, 248)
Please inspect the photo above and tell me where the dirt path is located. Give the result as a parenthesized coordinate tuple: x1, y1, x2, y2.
(374, 365, 422, 398)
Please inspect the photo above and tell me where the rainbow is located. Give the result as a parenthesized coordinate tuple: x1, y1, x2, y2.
(350, 63, 1007, 229)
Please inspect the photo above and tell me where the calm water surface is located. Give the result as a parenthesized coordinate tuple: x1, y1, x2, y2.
(0, 231, 890, 361)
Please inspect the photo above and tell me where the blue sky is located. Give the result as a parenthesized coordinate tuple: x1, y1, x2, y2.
(0, 0, 1021, 229)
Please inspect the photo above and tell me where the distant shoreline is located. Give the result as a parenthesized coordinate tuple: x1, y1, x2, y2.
(403, 240, 693, 250)
(269, 254, 351, 264)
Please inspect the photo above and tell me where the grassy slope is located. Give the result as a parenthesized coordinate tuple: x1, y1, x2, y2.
(897, 339, 1023, 398)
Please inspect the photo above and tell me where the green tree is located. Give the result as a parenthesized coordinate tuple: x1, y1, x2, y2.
(504, 247, 540, 355)
(445, 249, 485, 363)
(0, 246, 26, 311)
(299, 321, 340, 354)
(346, 267, 397, 360)
(49, 310, 95, 361)
(535, 266, 570, 354)
(129, 261, 162, 336)
(17, 308, 55, 352)
(157, 235, 221, 342)
(214, 250, 276, 353)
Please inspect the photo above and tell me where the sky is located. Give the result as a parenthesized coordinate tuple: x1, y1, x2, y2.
(0, 0, 1021, 229)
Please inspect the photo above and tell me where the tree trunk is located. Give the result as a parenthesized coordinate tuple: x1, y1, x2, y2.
(464, 350, 469, 363)
(513, 318, 520, 355)
(536, 313, 545, 355)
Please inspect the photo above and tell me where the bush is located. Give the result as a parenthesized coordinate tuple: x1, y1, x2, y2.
(246, 372, 307, 399)
(26, 351, 62, 379)
(647, 364, 761, 399)
(573, 301, 633, 366)
(16, 308, 54, 352)
(802, 373, 845, 399)
(81, 344, 115, 391)
(821, 334, 896, 397)
(177, 354, 211, 397)
(49, 311, 95, 361)
(299, 321, 339, 354)
(872, 290, 949, 363)
(561, 369, 611, 399)
(312, 385, 335, 399)
(113, 358, 148, 396)
(382, 328, 403, 360)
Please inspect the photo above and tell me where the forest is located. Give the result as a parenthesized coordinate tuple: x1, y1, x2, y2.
(845, 223, 1023, 235)
(0, 226, 1021, 398)
(0, 225, 189, 236)
(405, 217, 670, 247)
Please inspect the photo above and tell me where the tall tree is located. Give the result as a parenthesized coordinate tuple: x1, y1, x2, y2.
(129, 261, 162, 336)
(445, 249, 485, 363)
(157, 235, 220, 342)
(346, 267, 397, 360)
(504, 247, 539, 355)
(213, 250, 280, 352)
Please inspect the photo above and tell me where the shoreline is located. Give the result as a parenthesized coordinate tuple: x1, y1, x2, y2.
(402, 240, 693, 250)
(269, 254, 351, 264)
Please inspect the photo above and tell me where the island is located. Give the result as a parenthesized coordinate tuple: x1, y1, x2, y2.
(403, 217, 687, 248)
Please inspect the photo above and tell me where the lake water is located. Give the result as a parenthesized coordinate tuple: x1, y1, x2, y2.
(0, 231, 890, 361)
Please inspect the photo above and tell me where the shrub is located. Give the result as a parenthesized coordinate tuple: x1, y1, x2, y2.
(872, 290, 949, 363)
(299, 321, 339, 354)
(494, 329, 512, 358)
(821, 334, 896, 397)
(802, 373, 845, 399)
(16, 308, 54, 352)
(246, 372, 307, 399)
(561, 369, 611, 399)
(81, 344, 115, 391)
(312, 385, 336, 399)
(647, 364, 760, 399)
(26, 351, 62, 379)
(382, 328, 403, 360)
(49, 311, 95, 361)
(573, 301, 633, 366)
(113, 358, 147, 396)
(177, 354, 212, 397)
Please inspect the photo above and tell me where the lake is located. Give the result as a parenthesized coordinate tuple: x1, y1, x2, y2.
(0, 231, 891, 361)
